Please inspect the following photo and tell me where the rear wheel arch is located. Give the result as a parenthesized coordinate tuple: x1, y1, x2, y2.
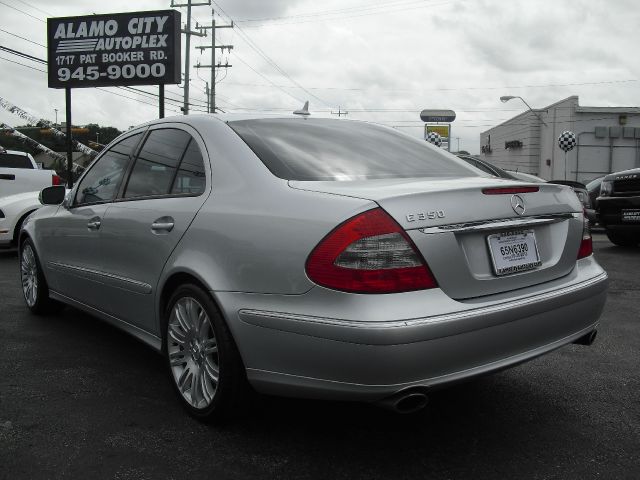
(158, 272, 243, 351)
(159, 271, 212, 326)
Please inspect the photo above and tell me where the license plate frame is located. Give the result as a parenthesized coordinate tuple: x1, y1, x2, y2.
(487, 229, 542, 276)
(622, 209, 640, 222)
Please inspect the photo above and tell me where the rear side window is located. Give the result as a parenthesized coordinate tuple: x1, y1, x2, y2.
(0, 153, 33, 169)
(228, 118, 476, 181)
(75, 133, 142, 205)
(171, 139, 206, 194)
(124, 128, 205, 198)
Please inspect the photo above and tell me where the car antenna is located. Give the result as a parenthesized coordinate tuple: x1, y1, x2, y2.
(293, 101, 310, 116)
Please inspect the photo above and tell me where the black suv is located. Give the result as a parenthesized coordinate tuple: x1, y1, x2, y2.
(597, 168, 640, 246)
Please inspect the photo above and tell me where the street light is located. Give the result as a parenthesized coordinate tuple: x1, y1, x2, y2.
(500, 95, 547, 126)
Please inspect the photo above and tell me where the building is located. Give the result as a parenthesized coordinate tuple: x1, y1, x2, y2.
(479, 96, 640, 183)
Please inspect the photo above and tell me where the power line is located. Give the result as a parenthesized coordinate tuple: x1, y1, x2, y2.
(218, 78, 639, 93)
(0, 45, 44, 63)
(15, 0, 55, 17)
(0, 0, 45, 22)
(240, 0, 455, 28)
(210, 0, 334, 109)
(235, 0, 429, 23)
(0, 27, 46, 48)
(232, 52, 304, 104)
(0, 55, 46, 72)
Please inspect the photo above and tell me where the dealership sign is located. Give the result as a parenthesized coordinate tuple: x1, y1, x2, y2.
(419, 109, 456, 123)
(47, 10, 181, 88)
(425, 124, 450, 138)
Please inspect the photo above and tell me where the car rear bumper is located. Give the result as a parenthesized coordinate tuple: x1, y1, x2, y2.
(215, 257, 608, 402)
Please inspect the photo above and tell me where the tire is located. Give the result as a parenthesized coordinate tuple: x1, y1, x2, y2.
(164, 283, 247, 422)
(605, 230, 638, 247)
(19, 239, 64, 315)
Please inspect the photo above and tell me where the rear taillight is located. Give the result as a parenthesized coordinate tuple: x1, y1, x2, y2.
(577, 209, 593, 259)
(305, 208, 437, 294)
(52, 174, 62, 185)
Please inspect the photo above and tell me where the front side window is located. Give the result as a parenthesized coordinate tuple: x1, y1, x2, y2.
(124, 128, 205, 198)
(228, 118, 477, 181)
(75, 133, 142, 205)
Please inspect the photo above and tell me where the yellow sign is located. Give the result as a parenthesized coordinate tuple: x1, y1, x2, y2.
(425, 124, 450, 138)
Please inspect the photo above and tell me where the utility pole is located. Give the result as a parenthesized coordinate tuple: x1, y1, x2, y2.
(331, 107, 348, 117)
(171, 0, 209, 114)
(205, 82, 210, 113)
(196, 10, 233, 113)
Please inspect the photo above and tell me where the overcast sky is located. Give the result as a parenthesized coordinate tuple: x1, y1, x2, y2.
(1, 0, 638, 153)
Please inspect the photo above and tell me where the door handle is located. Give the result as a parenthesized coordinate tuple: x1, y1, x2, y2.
(87, 218, 101, 230)
(151, 216, 175, 233)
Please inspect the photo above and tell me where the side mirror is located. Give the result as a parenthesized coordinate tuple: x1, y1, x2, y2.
(39, 185, 66, 205)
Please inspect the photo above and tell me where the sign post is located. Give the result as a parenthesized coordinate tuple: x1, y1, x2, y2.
(47, 9, 181, 186)
(65, 88, 72, 188)
(420, 109, 456, 152)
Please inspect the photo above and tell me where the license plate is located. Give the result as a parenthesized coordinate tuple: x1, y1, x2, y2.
(622, 209, 640, 222)
(487, 230, 541, 276)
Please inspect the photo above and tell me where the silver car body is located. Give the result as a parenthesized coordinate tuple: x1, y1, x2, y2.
(22, 114, 608, 403)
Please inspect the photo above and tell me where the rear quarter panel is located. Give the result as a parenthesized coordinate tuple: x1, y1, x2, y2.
(158, 117, 375, 297)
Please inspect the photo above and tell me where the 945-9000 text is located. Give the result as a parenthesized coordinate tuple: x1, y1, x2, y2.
(57, 63, 166, 81)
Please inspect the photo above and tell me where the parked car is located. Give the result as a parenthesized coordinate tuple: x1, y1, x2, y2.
(597, 168, 640, 246)
(456, 155, 519, 180)
(0, 147, 63, 198)
(0, 190, 40, 248)
(586, 176, 606, 209)
(20, 115, 608, 421)
(505, 170, 546, 183)
(547, 180, 596, 226)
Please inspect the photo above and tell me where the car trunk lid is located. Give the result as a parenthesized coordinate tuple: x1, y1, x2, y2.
(290, 177, 584, 299)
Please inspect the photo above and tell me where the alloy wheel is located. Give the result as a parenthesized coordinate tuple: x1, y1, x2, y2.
(167, 297, 220, 409)
(21, 244, 38, 308)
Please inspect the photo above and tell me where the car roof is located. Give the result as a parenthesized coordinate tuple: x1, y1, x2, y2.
(0, 149, 30, 156)
(129, 113, 370, 131)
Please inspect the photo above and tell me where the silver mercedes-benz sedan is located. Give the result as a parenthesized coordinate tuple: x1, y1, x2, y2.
(20, 114, 608, 421)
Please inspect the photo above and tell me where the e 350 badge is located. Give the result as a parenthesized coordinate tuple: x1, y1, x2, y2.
(406, 210, 446, 222)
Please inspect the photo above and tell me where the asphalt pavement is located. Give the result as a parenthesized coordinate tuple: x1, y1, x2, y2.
(0, 233, 638, 480)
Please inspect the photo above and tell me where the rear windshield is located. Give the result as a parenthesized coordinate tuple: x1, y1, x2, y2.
(0, 153, 33, 169)
(228, 118, 476, 181)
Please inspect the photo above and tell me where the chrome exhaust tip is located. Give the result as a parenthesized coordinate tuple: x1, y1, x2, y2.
(377, 390, 429, 414)
(573, 330, 598, 346)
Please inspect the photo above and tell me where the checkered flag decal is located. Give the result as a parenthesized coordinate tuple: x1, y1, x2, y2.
(426, 131, 442, 147)
(558, 130, 577, 152)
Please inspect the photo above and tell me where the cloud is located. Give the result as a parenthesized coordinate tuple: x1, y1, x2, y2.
(1, 0, 638, 155)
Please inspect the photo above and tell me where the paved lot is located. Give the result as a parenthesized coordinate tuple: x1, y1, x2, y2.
(0, 233, 638, 480)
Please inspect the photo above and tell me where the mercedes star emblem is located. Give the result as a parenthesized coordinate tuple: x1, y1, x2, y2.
(511, 195, 526, 215)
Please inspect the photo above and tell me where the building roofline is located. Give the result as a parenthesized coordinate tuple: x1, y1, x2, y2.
(479, 95, 640, 136)
(576, 106, 640, 114)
